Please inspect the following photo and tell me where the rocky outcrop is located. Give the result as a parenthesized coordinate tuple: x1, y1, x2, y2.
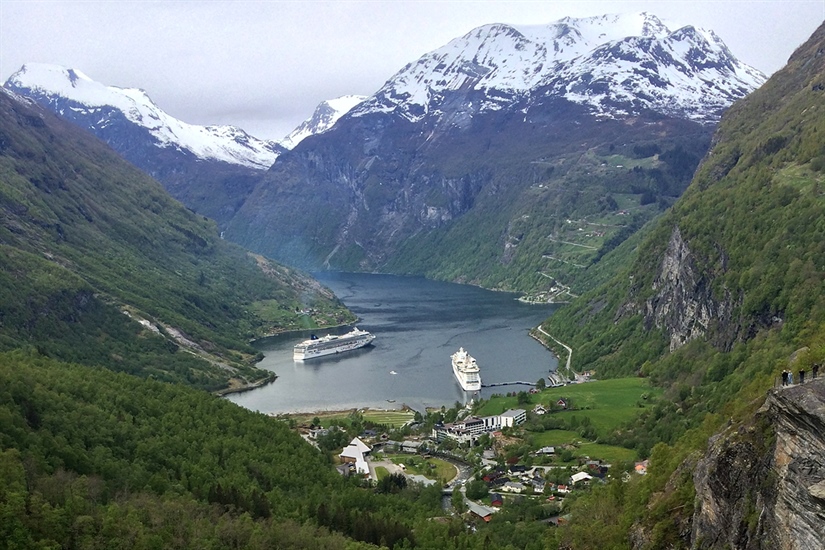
(691, 380, 825, 549)
(643, 226, 736, 351)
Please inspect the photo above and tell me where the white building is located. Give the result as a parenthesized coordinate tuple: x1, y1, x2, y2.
(339, 437, 371, 475)
(433, 409, 528, 444)
(570, 471, 593, 485)
(499, 409, 527, 427)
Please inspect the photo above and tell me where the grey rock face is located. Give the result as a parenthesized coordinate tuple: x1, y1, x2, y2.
(691, 381, 825, 549)
(644, 226, 735, 351)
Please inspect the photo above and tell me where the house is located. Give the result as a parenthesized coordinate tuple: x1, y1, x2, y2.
(635, 460, 649, 475)
(501, 481, 525, 493)
(570, 471, 593, 485)
(339, 437, 371, 475)
(533, 404, 547, 415)
(308, 428, 329, 439)
(466, 501, 497, 522)
(490, 493, 503, 507)
(489, 477, 508, 488)
(401, 440, 424, 453)
(500, 409, 527, 427)
(556, 398, 569, 409)
(536, 446, 555, 456)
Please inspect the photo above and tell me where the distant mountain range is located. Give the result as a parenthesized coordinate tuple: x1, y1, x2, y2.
(3, 65, 365, 227)
(223, 13, 765, 291)
(4, 12, 766, 293)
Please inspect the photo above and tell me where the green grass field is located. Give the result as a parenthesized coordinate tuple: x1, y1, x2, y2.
(287, 408, 415, 429)
(478, 378, 659, 462)
(363, 409, 416, 427)
(478, 377, 657, 433)
(383, 454, 457, 483)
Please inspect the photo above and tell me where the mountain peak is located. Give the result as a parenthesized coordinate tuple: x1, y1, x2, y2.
(4, 63, 281, 170)
(279, 94, 367, 149)
(352, 12, 766, 124)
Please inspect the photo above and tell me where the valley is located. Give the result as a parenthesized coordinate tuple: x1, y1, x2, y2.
(2, 8, 825, 550)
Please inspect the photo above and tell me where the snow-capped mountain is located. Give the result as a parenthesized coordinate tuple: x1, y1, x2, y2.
(226, 12, 756, 280)
(280, 95, 367, 149)
(352, 12, 765, 123)
(4, 63, 282, 169)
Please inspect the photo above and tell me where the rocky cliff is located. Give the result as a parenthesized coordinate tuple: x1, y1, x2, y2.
(690, 380, 825, 549)
(642, 226, 737, 351)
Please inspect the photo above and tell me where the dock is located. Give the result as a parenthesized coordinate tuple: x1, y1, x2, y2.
(482, 381, 535, 388)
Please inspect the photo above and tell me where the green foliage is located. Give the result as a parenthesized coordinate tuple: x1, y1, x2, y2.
(465, 479, 490, 501)
(0, 350, 447, 549)
(0, 92, 353, 389)
(542, 25, 825, 548)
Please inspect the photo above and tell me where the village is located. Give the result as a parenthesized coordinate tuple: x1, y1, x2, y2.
(294, 378, 655, 525)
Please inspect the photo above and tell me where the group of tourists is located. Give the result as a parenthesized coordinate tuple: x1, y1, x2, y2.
(781, 363, 820, 386)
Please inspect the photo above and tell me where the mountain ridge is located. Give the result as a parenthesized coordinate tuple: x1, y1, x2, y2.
(5, 63, 284, 169)
(350, 12, 765, 125)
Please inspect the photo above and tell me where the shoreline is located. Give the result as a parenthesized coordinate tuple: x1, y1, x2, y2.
(214, 372, 278, 397)
(250, 321, 356, 344)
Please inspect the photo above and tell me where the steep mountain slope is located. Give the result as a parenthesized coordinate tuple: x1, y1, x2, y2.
(539, 20, 825, 549)
(279, 95, 367, 149)
(226, 13, 763, 293)
(3, 64, 285, 227)
(0, 89, 353, 390)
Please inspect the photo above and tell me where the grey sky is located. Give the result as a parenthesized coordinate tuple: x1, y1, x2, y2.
(1, 1, 823, 140)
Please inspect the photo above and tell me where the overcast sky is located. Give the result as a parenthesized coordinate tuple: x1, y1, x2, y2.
(1, 1, 823, 140)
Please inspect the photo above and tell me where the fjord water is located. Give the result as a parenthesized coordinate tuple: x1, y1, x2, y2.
(227, 272, 559, 414)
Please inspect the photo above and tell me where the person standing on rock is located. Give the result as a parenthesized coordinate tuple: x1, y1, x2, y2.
(782, 369, 789, 386)
(813, 364, 820, 379)
(799, 367, 806, 384)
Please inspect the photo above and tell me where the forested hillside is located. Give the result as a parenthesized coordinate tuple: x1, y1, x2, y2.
(537, 21, 825, 548)
(0, 351, 446, 548)
(0, 91, 353, 390)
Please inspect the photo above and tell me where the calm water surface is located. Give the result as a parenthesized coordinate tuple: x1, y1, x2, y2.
(227, 272, 559, 414)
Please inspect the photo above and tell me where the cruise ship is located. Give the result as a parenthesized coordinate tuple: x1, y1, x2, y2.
(293, 327, 375, 360)
(451, 347, 482, 392)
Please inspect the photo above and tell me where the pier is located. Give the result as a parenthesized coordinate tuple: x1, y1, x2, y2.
(482, 381, 535, 388)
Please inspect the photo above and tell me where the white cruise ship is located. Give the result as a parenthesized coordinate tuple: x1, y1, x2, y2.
(451, 347, 482, 392)
(293, 327, 375, 360)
